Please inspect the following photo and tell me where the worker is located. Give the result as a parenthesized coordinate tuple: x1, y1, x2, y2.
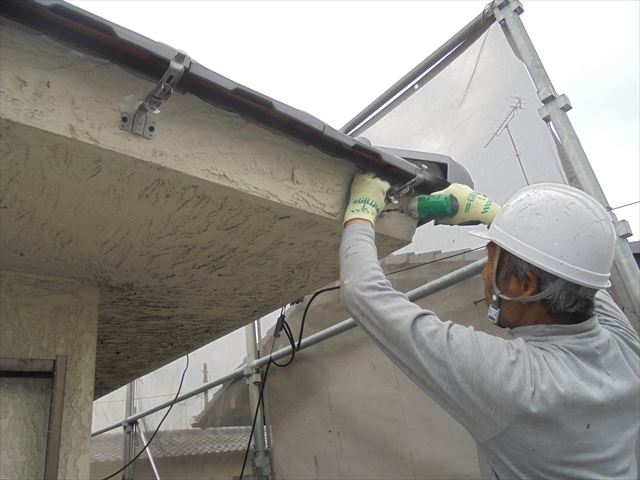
(340, 172, 639, 478)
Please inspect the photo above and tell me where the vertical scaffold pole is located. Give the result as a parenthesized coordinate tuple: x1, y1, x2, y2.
(493, 0, 639, 323)
(122, 381, 136, 480)
(244, 322, 271, 479)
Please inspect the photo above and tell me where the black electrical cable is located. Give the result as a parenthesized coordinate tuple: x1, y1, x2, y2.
(271, 316, 297, 367)
(238, 357, 272, 480)
(99, 354, 190, 480)
(296, 286, 341, 351)
(239, 305, 292, 480)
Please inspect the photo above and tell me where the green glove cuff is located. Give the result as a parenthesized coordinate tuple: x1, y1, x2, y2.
(343, 172, 390, 226)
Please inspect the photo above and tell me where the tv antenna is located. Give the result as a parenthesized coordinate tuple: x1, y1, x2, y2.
(484, 97, 529, 185)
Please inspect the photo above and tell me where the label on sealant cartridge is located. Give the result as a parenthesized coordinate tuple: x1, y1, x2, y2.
(411, 194, 459, 221)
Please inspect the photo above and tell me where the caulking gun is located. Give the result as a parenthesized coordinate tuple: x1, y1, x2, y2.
(401, 193, 459, 225)
(382, 163, 460, 224)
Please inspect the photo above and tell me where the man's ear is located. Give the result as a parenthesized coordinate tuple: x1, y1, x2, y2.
(522, 270, 539, 297)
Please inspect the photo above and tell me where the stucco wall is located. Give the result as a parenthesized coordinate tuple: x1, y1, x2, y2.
(0, 272, 99, 479)
(0, 377, 51, 479)
(0, 19, 414, 397)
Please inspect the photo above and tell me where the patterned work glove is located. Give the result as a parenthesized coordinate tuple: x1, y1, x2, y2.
(343, 172, 391, 226)
(432, 183, 501, 225)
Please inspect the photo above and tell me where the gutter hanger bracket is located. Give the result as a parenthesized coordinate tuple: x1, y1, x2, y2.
(387, 165, 431, 204)
(120, 51, 191, 139)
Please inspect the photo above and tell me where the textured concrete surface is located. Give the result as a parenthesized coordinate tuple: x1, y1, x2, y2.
(0, 20, 414, 397)
(0, 272, 99, 479)
(0, 378, 51, 479)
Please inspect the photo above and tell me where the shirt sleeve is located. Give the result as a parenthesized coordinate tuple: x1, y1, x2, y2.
(339, 223, 530, 441)
(595, 289, 639, 347)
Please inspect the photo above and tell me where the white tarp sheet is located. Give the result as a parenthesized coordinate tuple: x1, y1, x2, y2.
(358, 23, 567, 254)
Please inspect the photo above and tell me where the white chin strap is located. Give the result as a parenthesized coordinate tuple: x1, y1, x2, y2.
(488, 247, 565, 326)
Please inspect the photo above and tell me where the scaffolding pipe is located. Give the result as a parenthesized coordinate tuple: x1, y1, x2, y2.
(493, 0, 640, 320)
(138, 419, 162, 480)
(122, 381, 136, 480)
(255, 256, 488, 369)
(92, 256, 487, 437)
(244, 323, 270, 479)
(341, 6, 495, 136)
(92, 368, 242, 437)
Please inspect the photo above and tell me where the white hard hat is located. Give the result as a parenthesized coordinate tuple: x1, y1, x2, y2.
(470, 183, 616, 289)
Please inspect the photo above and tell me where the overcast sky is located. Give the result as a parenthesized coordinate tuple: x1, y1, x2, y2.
(69, 0, 639, 241)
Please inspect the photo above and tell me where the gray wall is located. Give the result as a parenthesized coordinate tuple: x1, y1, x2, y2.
(263, 251, 507, 478)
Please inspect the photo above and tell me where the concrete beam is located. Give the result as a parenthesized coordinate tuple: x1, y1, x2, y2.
(0, 20, 414, 397)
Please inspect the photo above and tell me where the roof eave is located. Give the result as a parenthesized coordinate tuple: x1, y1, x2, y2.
(0, 0, 449, 193)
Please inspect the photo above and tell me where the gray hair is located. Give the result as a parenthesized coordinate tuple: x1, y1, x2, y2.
(499, 250, 597, 325)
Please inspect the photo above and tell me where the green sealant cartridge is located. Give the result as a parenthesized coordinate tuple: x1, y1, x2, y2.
(402, 194, 459, 223)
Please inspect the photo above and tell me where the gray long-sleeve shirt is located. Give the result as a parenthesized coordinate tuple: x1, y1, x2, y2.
(340, 224, 640, 479)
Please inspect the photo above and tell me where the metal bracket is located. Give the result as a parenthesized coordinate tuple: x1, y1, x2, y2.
(537, 86, 557, 105)
(243, 365, 262, 385)
(387, 165, 431, 204)
(538, 93, 572, 123)
(120, 418, 138, 428)
(255, 453, 272, 473)
(615, 219, 633, 239)
(120, 51, 191, 139)
(492, 0, 524, 24)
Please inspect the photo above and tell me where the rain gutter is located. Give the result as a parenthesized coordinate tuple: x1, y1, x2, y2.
(0, 0, 451, 193)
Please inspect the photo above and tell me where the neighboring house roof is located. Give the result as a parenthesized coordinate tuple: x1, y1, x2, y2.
(192, 375, 252, 429)
(92, 426, 254, 463)
(0, 0, 449, 195)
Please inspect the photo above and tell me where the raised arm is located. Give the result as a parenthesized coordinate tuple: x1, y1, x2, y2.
(340, 223, 530, 441)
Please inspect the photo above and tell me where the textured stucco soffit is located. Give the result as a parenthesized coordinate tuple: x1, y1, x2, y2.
(0, 20, 416, 397)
